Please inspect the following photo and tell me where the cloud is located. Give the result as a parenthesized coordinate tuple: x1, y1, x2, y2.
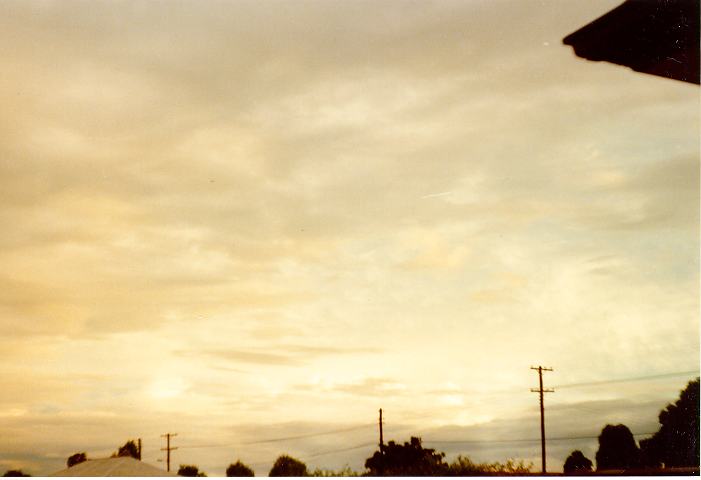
(566, 154, 699, 233)
(294, 377, 408, 397)
(178, 344, 380, 367)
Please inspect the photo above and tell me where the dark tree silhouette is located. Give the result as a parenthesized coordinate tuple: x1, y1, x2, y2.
(112, 440, 139, 459)
(177, 465, 207, 477)
(639, 378, 699, 468)
(67, 452, 87, 468)
(365, 437, 447, 476)
(2, 471, 30, 477)
(269, 455, 308, 477)
(596, 424, 640, 470)
(226, 460, 254, 477)
(563, 450, 593, 474)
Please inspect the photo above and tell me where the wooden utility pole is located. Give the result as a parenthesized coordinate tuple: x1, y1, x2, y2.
(531, 366, 554, 474)
(160, 433, 178, 472)
(378, 408, 384, 452)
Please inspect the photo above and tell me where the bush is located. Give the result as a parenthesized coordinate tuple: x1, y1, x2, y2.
(563, 450, 593, 474)
(365, 437, 447, 476)
(67, 452, 88, 468)
(177, 464, 207, 477)
(226, 460, 254, 477)
(269, 455, 308, 477)
(596, 424, 640, 470)
(309, 466, 359, 476)
(448, 456, 532, 475)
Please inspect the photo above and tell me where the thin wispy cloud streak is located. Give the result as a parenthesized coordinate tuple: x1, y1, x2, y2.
(421, 191, 453, 199)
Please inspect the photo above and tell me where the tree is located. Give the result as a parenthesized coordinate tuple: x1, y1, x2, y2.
(1, 471, 30, 477)
(226, 460, 254, 477)
(563, 450, 593, 474)
(447, 456, 532, 476)
(640, 378, 699, 468)
(309, 466, 359, 476)
(177, 465, 207, 477)
(67, 452, 88, 468)
(112, 440, 139, 460)
(269, 455, 308, 477)
(365, 437, 447, 476)
(595, 424, 640, 470)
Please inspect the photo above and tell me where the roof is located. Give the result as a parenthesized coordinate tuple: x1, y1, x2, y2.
(563, 0, 700, 84)
(49, 457, 177, 477)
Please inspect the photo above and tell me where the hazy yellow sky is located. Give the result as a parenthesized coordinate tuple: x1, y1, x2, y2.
(0, 0, 698, 475)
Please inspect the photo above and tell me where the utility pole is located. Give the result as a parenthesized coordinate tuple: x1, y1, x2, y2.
(378, 408, 384, 452)
(531, 366, 554, 474)
(160, 433, 178, 472)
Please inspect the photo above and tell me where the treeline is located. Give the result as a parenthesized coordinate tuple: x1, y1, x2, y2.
(178, 447, 533, 477)
(564, 377, 699, 474)
(3, 378, 696, 477)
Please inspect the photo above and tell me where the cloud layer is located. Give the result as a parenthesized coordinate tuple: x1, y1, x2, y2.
(0, 0, 697, 475)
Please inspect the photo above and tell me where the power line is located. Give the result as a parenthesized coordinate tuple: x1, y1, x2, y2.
(176, 423, 375, 450)
(243, 431, 661, 465)
(235, 442, 378, 470)
(389, 370, 699, 419)
(303, 441, 377, 460)
(553, 370, 700, 389)
(242, 424, 375, 445)
(202, 431, 662, 469)
(537, 369, 693, 393)
(424, 431, 657, 445)
(175, 443, 233, 450)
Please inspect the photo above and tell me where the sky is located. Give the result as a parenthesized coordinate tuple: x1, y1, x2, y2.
(0, 0, 698, 476)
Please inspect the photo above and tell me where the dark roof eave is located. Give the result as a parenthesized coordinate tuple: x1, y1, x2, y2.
(563, 0, 700, 85)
